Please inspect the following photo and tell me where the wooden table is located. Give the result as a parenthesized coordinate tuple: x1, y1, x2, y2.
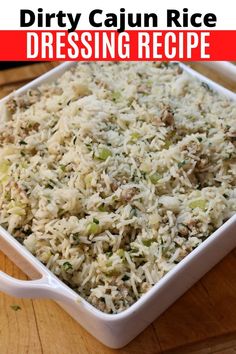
(0, 62, 236, 354)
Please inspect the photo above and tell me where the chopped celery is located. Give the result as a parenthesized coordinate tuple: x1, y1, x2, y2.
(111, 91, 121, 102)
(8, 206, 26, 216)
(0, 175, 9, 184)
(130, 132, 141, 141)
(20, 161, 28, 169)
(60, 165, 66, 172)
(117, 249, 125, 259)
(142, 238, 156, 247)
(189, 199, 207, 210)
(149, 172, 161, 185)
(0, 160, 10, 174)
(98, 205, 107, 212)
(84, 174, 92, 188)
(40, 251, 52, 263)
(95, 148, 112, 161)
(163, 140, 172, 149)
(104, 269, 121, 277)
(87, 221, 100, 234)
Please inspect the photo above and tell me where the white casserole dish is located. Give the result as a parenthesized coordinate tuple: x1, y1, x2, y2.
(200, 61, 236, 83)
(0, 62, 236, 349)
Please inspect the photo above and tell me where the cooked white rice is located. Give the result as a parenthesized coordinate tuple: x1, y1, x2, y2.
(0, 62, 235, 313)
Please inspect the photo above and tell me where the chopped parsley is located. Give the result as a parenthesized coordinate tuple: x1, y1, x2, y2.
(10, 304, 21, 311)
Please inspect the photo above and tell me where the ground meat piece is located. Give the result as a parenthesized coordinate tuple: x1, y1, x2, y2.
(41, 86, 63, 98)
(0, 132, 14, 144)
(160, 106, 175, 126)
(73, 84, 91, 98)
(196, 155, 209, 169)
(23, 122, 40, 135)
(226, 130, 236, 141)
(7, 89, 41, 112)
(176, 65, 183, 75)
(6, 99, 17, 114)
(27, 89, 42, 103)
(51, 87, 63, 95)
(110, 180, 119, 192)
(120, 187, 138, 202)
(178, 224, 189, 237)
(137, 84, 150, 94)
(90, 297, 106, 312)
(151, 116, 162, 127)
(10, 182, 29, 203)
(181, 140, 201, 154)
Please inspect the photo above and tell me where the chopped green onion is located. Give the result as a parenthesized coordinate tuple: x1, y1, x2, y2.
(60, 165, 66, 172)
(85, 143, 92, 151)
(62, 262, 73, 271)
(130, 207, 138, 217)
(178, 160, 186, 168)
(19, 140, 27, 145)
(45, 180, 56, 189)
(129, 247, 139, 254)
(10, 305, 21, 311)
(72, 233, 80, 244)
(201, 82, 212, 92)
(93, 217, 99, 224)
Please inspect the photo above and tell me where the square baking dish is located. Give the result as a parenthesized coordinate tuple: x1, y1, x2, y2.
(200, 61, 236, 83)
(0, 62, 236, 349)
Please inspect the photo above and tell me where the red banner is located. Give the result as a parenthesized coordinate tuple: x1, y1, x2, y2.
(0, 30, 236, 61)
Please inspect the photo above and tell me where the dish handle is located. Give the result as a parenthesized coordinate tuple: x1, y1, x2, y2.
(0, 270, 76, 302)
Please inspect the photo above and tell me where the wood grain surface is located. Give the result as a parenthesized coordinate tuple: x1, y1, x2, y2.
(0, 62, 236, 354)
